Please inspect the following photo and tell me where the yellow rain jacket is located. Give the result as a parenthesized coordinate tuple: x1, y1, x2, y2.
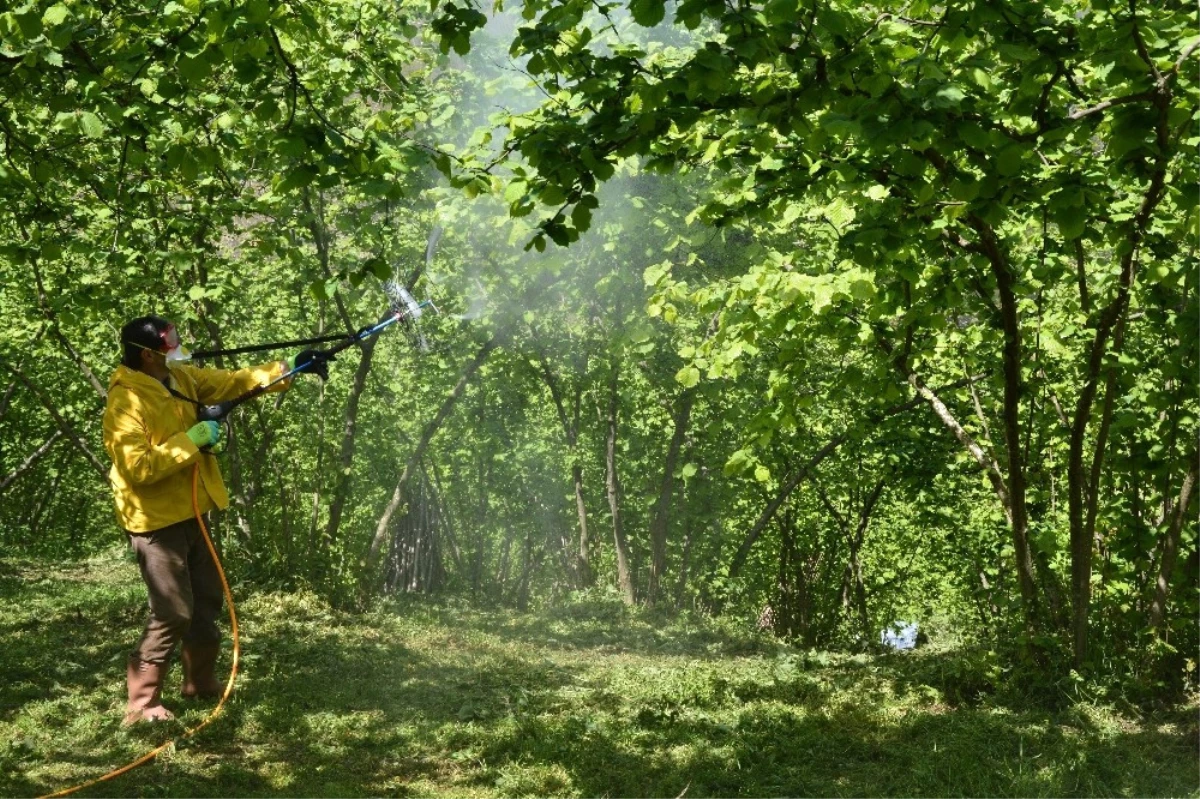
(102, 361, 291, 533)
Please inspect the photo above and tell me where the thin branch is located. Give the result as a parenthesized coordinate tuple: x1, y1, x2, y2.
(366, 334, 503, 573)
(1127, 0, 1163, 83)
(0, 431, 63, 494)
(0, 358, 107, 480)
(814, 480, 850, 535)
(269, 25, 360, 145)
(966, 362, 996, 448)
(28, 257, 107, 400)
(727, 375, 984, 581)
(1037, 372, 1072, 431)
(1075, 238, 1091, 314)
(1069, 36, 1198, 120)
(1069, 90, 1154, 120)
(1171, 37, 1200, 77)
(876, 331, 1012, 518)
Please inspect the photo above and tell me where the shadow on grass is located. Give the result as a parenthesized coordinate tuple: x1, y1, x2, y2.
(0, 566, 144, 721)
(387, 596, 776, 660)
(469, 693, 1198, 798)
(4, 561, 1197, 798)
(3, 571, 585, 796)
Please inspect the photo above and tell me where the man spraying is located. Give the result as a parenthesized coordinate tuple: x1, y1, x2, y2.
(102, 315, 321, 725)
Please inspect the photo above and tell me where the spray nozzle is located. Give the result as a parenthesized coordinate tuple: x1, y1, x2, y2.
(383, 281, 427, 321)
(381, 280, 439, 352)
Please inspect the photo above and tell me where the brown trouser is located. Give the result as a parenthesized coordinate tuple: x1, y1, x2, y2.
(128, 517, 223, 664)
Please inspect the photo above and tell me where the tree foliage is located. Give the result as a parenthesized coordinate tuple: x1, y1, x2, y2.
(0, 0, 1194, 695)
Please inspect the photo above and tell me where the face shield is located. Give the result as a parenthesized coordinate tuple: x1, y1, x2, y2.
(159, 324, 192, 364)
(152, 321, 189, 362)
(126, 322, 191, 365)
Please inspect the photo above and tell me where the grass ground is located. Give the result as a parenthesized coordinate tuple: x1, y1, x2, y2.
(1, 548, 1196, 798)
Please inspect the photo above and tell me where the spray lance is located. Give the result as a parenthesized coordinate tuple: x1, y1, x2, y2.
(34, 282, 437, 799)
(183, 282, 436, 428)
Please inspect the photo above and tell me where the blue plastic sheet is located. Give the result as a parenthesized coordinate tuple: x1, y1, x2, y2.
(880, 621, 919, 650)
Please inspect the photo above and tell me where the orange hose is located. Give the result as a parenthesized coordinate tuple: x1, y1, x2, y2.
(40, 463, 240, 798)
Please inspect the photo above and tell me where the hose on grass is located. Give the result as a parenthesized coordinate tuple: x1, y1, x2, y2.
(40, 464, 240, 798)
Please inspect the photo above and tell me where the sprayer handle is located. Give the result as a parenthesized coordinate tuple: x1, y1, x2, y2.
(196, 402, 232, 423)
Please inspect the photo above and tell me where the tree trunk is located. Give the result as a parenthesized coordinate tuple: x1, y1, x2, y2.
(878, 327, 1041, 629)
(773, 506, 799, 638)
(974, 220, 1040, 633)
(572, 461, 592, 586)
(323, 337, 378, 554)
(818, 477, 884, 641)
(647, 389, 694, 606)
(383, 471, 445, 595)
(29, 469, 65, 538)
(1148, 450, 1199, 634)
(366, 335, 500, 575)
(727, 433, 847, 582)
(604, 358, 635, 606)
(850, 480, 886, 640)
(538, 357, 593, 587)
(496, 526, 514, 596)
(728, 378, 979, 583)
(306, 311, 330, 578)
(1066, 76, 1172, 667)
(302, 189, 388, 564)
(674, 515, 694, 609)
(516, 528, 537, 611)
(471, 393, 492, 601)
(427, 458, 464, 573)
(921, 152, 1042, 633)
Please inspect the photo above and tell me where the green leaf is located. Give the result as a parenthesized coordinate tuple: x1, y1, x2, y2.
(629, 0, 666, 27)
(11, 10, 41, 40)
(994, 144, 1026, 177)
(724, 448, 753, 476)
(1054, 203, 1087, 240)
(571, 199, 594, 233)
(365, 256, 392, 280)
(78, 112, 106, 139)
(675, 365, 700, 388)
(245, 0, 271, 23)
(932, 85, 966, 108)
(957, 121, 990, 150)
(178, 52, 212, 84)
(277, 164, 318, 194)
(42, 4, 69, 26)
(504, 179, 527, 204)
(644, 262, 670, 287)
(997, 43, 1039, 62)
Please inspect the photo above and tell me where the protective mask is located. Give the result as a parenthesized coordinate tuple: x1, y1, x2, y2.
(165, 344, 192, 363)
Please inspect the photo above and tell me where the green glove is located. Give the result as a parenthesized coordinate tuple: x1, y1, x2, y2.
(186, 421, 220, 449)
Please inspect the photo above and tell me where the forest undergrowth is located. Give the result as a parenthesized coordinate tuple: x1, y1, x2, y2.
(2, 549, 1196, 799)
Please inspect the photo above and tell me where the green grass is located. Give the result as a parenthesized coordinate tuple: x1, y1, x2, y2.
(2, 549, 1196, 798)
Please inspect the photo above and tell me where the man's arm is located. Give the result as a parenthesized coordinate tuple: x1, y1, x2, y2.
(103, 390, 201, 486)
(182, 361, 292, 405)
